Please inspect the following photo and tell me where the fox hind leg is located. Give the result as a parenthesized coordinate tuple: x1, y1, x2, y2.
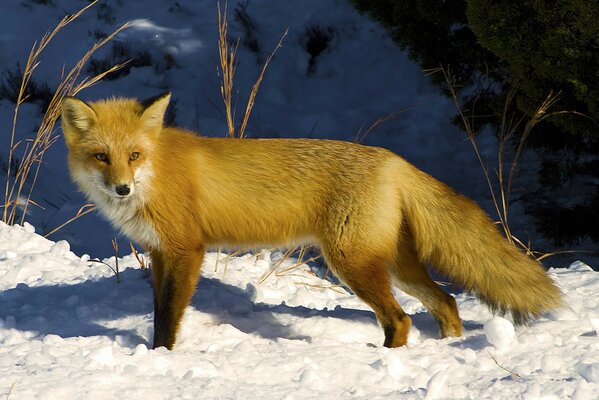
(323, 247, 412, 348)
(392, 243, 462, 338)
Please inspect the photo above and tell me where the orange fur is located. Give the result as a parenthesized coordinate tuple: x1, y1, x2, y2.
(61, 94, 564, 350)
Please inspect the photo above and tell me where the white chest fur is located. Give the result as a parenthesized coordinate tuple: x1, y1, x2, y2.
(97, 196, 160, 249)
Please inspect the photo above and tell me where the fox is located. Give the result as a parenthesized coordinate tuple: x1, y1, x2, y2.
(61, 93, 563, 350)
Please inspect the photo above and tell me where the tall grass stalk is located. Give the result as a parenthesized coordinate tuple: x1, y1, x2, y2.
(354, 108, 411, 143)
(217, 0, 287, 138)
(214, 1, 294, 277)
(2, 0, 129, 227)
(440, 66, 586, 256)
(217, 1, 238, 137)
(43, 204, 96, 238)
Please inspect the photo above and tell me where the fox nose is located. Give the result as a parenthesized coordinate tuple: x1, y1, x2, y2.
(115, 184, 131, 196)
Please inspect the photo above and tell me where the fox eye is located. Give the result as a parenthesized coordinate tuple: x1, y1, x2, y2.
(95, 153, 108, 162)
(130, 152, 140, 161)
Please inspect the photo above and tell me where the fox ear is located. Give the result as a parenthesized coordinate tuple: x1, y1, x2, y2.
(62, 97, 97, 145)
(140, 92, 171, 130)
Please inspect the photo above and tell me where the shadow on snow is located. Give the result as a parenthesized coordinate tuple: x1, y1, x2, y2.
(0, 267, 458, 348)
(0, 268, 378, 347)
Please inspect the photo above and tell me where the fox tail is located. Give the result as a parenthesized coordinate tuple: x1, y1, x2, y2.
(401, 162, 563, 323)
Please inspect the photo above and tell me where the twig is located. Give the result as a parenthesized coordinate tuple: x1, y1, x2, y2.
(354, 107, 414, 143)
(214, 246, 222, 272)
(488, 351, 521, 380)
(43, 204, 96, 237)
(258, 247, 296, 283)
(88, 238, 120, 283)
(6, 382, 16, 400)
(130, 242, 149, 275)
(111, 238, 120, 283)
(238, 28, 288, 138)
(88, 259, 119, 281)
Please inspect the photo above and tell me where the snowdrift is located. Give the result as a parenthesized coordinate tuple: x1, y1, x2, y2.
(1, 222, 598, 399)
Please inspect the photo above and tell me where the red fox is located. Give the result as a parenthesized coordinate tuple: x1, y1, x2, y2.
(61, 93, 563, 350)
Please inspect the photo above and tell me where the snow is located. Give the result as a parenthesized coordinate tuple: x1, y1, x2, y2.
(484, 317, 516, 352)
(1, 222, 598, 399)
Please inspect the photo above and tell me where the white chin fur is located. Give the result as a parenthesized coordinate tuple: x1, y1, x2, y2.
(71, 164, 160, 249)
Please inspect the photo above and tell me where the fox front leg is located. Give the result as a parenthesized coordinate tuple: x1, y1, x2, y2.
(150, 248, 204, 349)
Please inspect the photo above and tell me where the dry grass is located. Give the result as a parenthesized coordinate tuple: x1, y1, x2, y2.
(258, 245, 318, 283)
(354, 107, 413, 143)
(130, 242, 150, 276)
(2, 0, 129, 230)
(217, 0, 287, 138)
(438, 66, 581, 257)
(212, 244, 339, 293)
(488, 351, 522, 380)
(216, 245, 329, 286)
(43, 204, 96, 238)
(213, 248, 242, 277)
(215, 1, 328, 286)
(6, 382, 16, 400)
(88, 238, 121, 283)
(217, 1, 238, 137)
(258, 247, 297, 283)
(254, 245, 343, 292)
(238, 28, 288, 137)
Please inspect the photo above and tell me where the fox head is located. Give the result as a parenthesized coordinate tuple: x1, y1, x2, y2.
(61, 93, 170, 202)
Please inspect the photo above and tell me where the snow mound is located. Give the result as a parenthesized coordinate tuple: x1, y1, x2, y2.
(484, 316, 516, 351)
(1, 223, 598, 398)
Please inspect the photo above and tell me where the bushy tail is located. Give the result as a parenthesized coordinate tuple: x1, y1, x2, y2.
(400, 162, 563, 323)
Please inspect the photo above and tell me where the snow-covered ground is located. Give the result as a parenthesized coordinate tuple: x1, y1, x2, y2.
(1, 222, 598, 399)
